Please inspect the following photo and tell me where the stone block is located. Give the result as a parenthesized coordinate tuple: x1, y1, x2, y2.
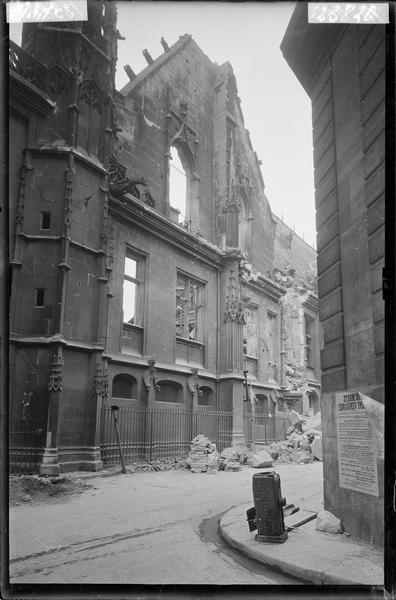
(314, 144, 335, 188)
(251, 450, 273, 468)
(364, 134, 385, 181)
(315, 166, 337, 206)
(312, 76, 331, 123)
(313, 100, 333, 145)
(317, 237, 340, 276)
(321, 367, 347, 393)
(358, 28, 385, 75)
(322, 313, 343, 344)
(362, 103, 385, 152)
(369, 259, 384, 294)
(316, 510, 343, 533)
(319, 288, 343, 321)
(372, 289, 384, 323)
(368, 225, 384, 265)
(317, 213, 339, 252)
(361, 72, 385, 126)
(316, 193, 338, 234)
(359, 39, 385, 99)
(366, 164, 385, 206)
(313, 121, 333, 165)
(318, 263, 341, 297)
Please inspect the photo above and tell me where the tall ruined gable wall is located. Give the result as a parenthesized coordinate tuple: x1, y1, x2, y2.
(115, 39, 217, 241)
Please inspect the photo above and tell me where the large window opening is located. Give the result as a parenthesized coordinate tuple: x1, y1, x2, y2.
(169, 146, 187, 225)
(305, 313, 315, 368)
(122, 250, 145, 327)
(156, 381, 183, 403)
(112, 374, 137, 399)
(176, 274, 204, 342)
(243, 307, 258, 357)
(238, 194, 253, 258)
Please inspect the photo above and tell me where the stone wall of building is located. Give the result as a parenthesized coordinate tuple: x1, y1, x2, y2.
(8, 2, 321, 475)
(281, 4, 385, 544)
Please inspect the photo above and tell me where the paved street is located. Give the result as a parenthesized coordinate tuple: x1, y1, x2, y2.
(9, 462, 323, 585)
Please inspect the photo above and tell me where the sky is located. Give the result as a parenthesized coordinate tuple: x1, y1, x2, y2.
(10, 1, 316, 247)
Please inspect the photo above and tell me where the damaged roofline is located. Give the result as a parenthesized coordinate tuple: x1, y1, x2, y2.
(120, 33, 216, 97)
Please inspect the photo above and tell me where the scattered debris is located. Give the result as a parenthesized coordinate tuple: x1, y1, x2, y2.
(252, 412, 322, 465)
(251, 449, 274, 468)
(187, 434, 219, 473)
(316, 510, 343, 534)
(9, 474, 93, 506)
(218, 445, 254, 471)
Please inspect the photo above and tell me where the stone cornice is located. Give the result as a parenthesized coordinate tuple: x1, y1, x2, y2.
(109, 194, 225, 269)
(10, 334, 104, 352)
(105, 352, 217, 380)
(302, 292, 319, 312)
(26, 145, 107, 175)
(240, 274, 286, 302)
(9, 70, 56, 117)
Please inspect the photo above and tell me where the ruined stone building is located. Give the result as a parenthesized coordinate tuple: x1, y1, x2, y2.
(9, 1, 320, 475)
(282, 3, 385, 545)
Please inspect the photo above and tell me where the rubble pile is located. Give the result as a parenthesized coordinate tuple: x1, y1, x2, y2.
(187, 434, 219, 473)
(256, 412, 323, 465)
(285, 364, 306, 391)
(218, 446, 254, 471)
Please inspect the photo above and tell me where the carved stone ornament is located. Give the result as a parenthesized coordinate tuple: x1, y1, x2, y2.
(93, 362, 109, 399)
(48, 354, 64, 392)
(187, 368, 199, 394)
(143, 359, 160, 391)
(109, 157, 155, 206)
(224, 270, 246, 324)
(223, 180, 241, 214)
(102, 217, 115, 266)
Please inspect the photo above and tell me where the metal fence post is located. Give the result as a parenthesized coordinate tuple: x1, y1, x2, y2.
(111, 405, 126, 473)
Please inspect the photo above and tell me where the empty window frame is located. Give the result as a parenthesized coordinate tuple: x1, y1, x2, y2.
(169, 146, 187, 224)
(122, 250, 145, 327)
(243, 307, 258, 357)
(176, 274, 204, 342)
(305, 314, 315, 368)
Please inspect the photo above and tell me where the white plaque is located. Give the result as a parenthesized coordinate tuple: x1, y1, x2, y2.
(336, 392, 379, 497)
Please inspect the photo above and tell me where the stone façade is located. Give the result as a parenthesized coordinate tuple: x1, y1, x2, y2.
(8, 2, 320, 475)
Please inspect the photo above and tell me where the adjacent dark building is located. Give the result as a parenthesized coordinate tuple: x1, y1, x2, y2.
(281, 3, 385, 545)
(9, 2, 320, 476)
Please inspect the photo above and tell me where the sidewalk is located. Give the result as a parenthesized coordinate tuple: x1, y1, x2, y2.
(220, 502, 384, 586)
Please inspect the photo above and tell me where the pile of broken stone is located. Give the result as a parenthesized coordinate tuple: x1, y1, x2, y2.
(186, 412, 322, 473)
(187, 434, 220, 473)
(257, 410, 322, 466)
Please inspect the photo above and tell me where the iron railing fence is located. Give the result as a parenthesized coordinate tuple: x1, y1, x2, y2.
(9, 429, 46, 474)
(100, 406, 233, 466)
(243, 414, 289, 448)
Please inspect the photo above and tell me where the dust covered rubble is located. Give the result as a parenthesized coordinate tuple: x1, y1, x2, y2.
(255, 411, 322, 465)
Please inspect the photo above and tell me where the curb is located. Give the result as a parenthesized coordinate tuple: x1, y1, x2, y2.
(219, 504, 384, 586)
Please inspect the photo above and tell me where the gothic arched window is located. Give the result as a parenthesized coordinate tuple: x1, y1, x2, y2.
(168, 141, 199, 230)
(169, 146, 187, 224)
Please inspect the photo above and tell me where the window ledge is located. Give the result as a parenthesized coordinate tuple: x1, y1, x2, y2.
(243, 354, 258, 361)
(123, 323, 144, 332)
(176, 337, 204, 348)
